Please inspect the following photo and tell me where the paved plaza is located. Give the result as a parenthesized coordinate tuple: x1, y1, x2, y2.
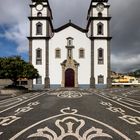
(0, 88, 140, 140)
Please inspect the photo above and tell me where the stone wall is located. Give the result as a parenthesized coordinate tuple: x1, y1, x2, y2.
(0, 79, 29, 89)
(0, 79, 12, 89)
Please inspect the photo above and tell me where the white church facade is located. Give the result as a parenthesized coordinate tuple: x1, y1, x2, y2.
(28, 0, 112, 89)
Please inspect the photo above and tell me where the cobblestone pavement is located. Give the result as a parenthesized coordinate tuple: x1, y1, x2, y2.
(0, 88, 140, 140)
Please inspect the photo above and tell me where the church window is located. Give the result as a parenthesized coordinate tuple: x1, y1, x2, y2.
(37, 12, 42, 17)
(55, 48, 61, 58)
(36, 48, 42, 65)
(79, 48, 85, 58)
(68, 40, 72, 46)
(97, 22, 104, 35)
(98, 12, 102, 17)
(67, 37, 73, 46)
(36, 22, 42, 35)
(98, 48, 104, 64)
(98, 75, 104, 84)
(36, 76, 42, 84)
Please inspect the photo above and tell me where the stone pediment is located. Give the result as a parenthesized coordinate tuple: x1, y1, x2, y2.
(61, 59, 79, 68)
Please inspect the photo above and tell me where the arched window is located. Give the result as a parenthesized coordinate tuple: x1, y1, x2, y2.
(98, 75, 104, 84)
(98, 12, 102, 17)
(55, 48, 61, 58)
(36, 22, 42, 35)
(98, 48, 104, 64)
(79, 48, 85, 58)
(97, 22, 104, 35)
(37, 12, 42, 17)
(36, 48, 42, 65)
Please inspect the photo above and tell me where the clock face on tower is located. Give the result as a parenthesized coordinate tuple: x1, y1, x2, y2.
(96, 3, 104, 12)
(36, 4, 43, 11)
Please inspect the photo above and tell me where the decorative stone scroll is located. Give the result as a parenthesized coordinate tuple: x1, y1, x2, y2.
(10, 107, 131, 140)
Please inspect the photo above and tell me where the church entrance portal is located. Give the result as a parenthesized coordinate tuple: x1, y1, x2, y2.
(65, 68, 75, 87)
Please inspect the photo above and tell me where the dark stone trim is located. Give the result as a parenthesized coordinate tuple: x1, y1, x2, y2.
(30, 20, 32, 38)
(89, 17, 111, 20)
(30, 5, 48, 7)
(46, 18, 50, 37)
(89, 37, 112, 40)
(29, 40, 32, 64)
(27, 37, 51, 40)
(92, 0, 108, 2)
(91, 4, 110, 8)
(90, 39, 95, 88)
(32, 0, 48, 2)
(45, 39, 50, 88)
(107, 9, 110, 37)
(30, 5, 49, 8)
(28, 16, 51, 20)
(28, 40, 33, 89)
(107, 16, 111, 87)
(91, 20, 94, 36)
(107, 40, 111, 88)
(54, 22, 87, 33)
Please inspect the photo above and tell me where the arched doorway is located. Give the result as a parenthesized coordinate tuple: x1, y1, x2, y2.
(65, 68, 75, 87)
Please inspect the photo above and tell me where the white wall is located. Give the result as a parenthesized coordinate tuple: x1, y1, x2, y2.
(49, 26, 91, 85)
(94, 40, 108, 84)
(32, 40, 46, 85)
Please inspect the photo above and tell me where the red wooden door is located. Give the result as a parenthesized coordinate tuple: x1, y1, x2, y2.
(65, 68, 75, 87)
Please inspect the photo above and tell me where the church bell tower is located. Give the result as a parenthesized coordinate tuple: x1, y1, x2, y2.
(87, 0, 112, 88)
(28, 0, 53, 89)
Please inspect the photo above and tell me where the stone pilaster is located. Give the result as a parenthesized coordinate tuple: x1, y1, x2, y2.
(61, 66, 65, 87)
(28, 40, 33, 90)
(45, 77, 50, 88)
(75, 66, 79, 87)
(107, 40, 111, 88)
(45, 39, 50, 88)
(90, 39, 95, 88)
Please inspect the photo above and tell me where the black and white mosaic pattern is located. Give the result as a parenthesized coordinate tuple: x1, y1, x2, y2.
(9, 107, 130, 140)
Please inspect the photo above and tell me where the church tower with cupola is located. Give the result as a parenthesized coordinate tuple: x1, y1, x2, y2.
(28, 0, 53, 88)
(87, 0, 112, 88)
(28, 0, 111, 89)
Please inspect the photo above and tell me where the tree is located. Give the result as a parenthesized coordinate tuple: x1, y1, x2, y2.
(0, 56, 39, 86)
(128, 69, 140, 77)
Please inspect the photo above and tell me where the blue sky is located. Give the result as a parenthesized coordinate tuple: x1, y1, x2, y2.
(0, 0, 29, 61)
(0, 25, 28, 61)
(0, 0, 140, 72)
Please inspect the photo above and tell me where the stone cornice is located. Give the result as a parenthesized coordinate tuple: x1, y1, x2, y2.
(86, 16, 111, 30)
(28, 17, 54, 30)
(27, 37, 50, 40)
(89, 37, 112, 40)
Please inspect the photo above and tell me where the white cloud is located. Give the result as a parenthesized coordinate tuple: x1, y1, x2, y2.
(0, 0, 30, 53)
(111, 54, 140, 73)
(1, 22, 29, 53)
(0, 0, 30, 25)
